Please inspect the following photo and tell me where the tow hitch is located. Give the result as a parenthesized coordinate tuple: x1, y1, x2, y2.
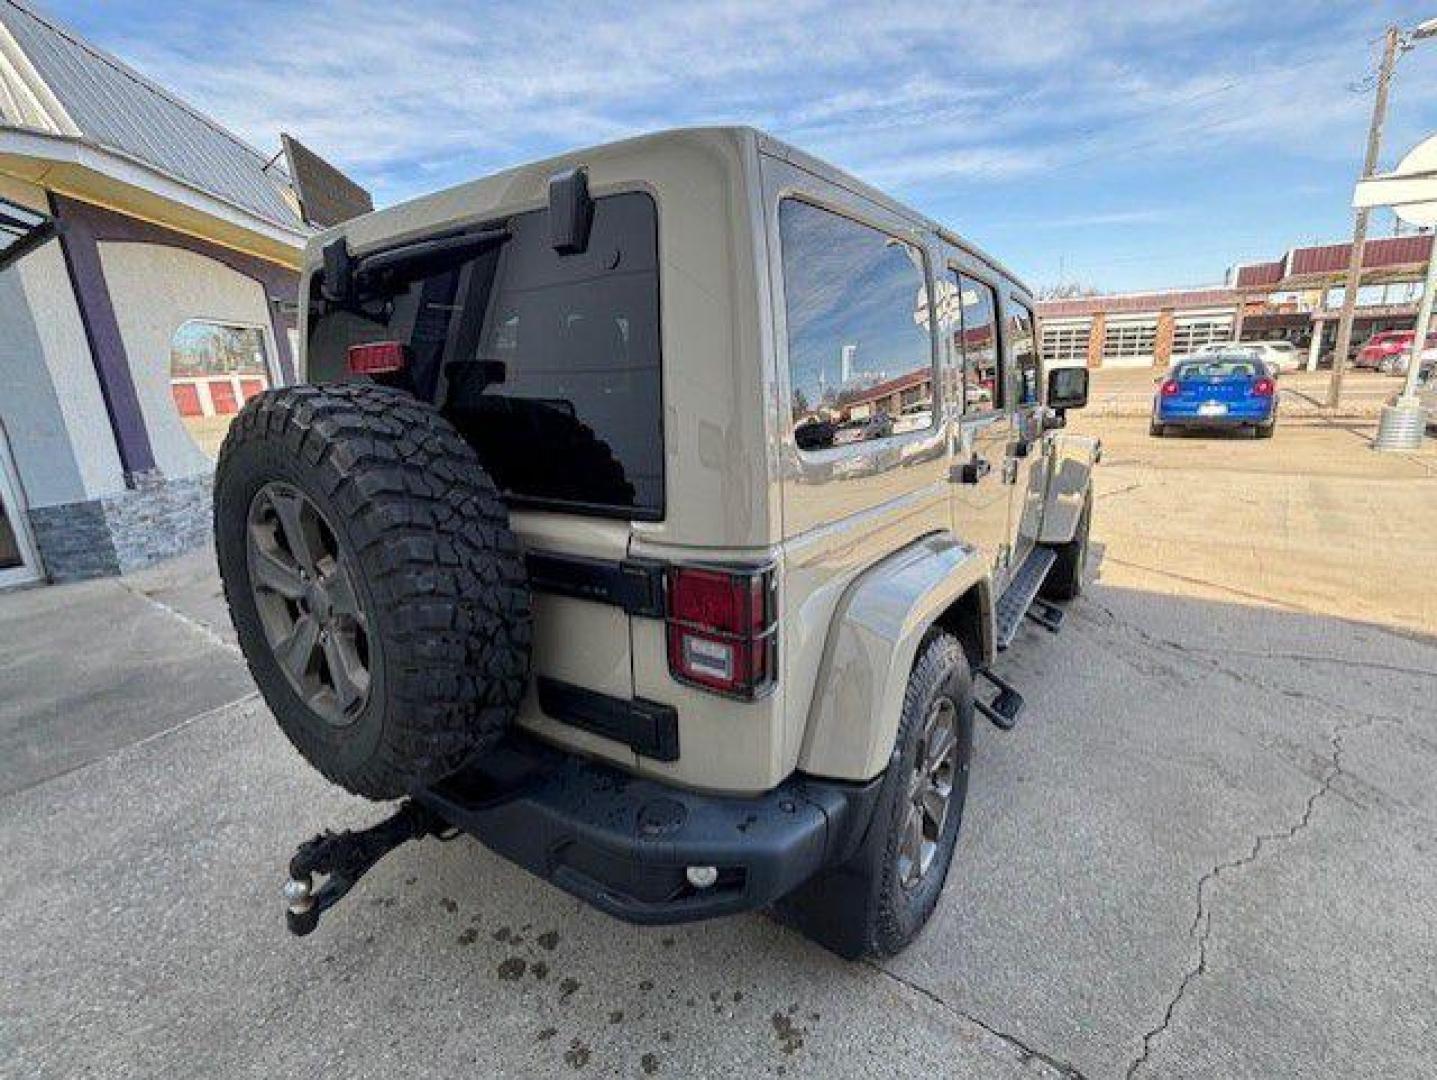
(283, 800, 448, 936)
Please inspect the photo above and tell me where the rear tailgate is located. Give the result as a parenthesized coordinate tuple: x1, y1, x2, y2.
(509, 514, 649, 771)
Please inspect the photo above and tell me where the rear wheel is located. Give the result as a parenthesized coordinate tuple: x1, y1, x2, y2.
(1149, 419, 1166, 437)
(776, 632, 973, 959)
(1255, 421, 1275, 439)
(215, 384, 532, 799)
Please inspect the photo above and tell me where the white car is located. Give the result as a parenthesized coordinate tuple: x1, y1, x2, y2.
(1195, 340, 1301, 374)
(891, 400, 933, 434)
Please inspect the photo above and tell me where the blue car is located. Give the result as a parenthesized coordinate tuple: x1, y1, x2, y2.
(1151, 353, 1278, 439)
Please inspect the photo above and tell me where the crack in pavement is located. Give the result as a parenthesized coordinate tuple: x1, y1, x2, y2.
(866, 962, 1090, 1079)
(1096, 481, 1145, 501)
(1068, 596, 1420, 1076)
(1123, 713, 1401, 1079)
(1078, 600, 1424, 732)
(1171, 646, 1437, 681)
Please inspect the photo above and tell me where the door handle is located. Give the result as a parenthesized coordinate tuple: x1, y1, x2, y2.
(952, 455, 991, 484)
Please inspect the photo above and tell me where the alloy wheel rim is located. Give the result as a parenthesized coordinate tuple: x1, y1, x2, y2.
(897, 696, 959, 891)
(246, 482, 371, 726)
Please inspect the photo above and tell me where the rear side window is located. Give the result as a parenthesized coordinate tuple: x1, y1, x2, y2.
(1007, 300, 1039, 405)
(954, 274, 1001, 412)
(307, 192, 663, 518)
(779, 199, 934, 450)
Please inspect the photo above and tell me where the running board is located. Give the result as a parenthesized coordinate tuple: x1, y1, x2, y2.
(974, 667, 1024, 731)
(995, 548, 1057, 650)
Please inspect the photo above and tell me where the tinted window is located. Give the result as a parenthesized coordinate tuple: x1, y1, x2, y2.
(307, 192, 662, 517)
(954, 273, 1000, 412)
(780, 199, 934, 450)
(1008, 300, 1039, 405)
(1175, 360, 1260, 379)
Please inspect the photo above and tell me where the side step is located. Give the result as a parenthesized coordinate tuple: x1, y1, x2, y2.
(1025, 597, 1065, 634)
(974, 667, 1024, 731)
(995, 547, 1058, 650)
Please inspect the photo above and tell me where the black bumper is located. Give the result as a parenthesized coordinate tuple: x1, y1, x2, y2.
(415, 734, 882, 925)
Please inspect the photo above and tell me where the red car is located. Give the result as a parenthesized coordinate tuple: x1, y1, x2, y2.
(1355, 330, 1418, 369)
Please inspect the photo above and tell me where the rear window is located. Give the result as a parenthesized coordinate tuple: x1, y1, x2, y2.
(307, 191, 663, 519)
(1175, 360, 1260, 379)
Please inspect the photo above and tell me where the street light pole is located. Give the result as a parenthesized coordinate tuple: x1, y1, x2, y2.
(1327, 25, 1402, 409)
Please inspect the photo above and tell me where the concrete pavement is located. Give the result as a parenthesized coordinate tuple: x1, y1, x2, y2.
(2, 418, 1435, 1079)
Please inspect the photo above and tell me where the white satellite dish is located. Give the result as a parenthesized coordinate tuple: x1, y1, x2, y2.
(1353, 134, 1437, 227)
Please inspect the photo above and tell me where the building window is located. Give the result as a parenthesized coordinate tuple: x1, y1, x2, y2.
(1171, 317, 1233, 357)
(170, 321, 271, 458)
(779, 199, 935, 449)
(1103, 319, 1158, 362)
(1041, 321, 1091, 364)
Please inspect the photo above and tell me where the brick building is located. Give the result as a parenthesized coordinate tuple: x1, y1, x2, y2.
(1037, 233, 1432, 370)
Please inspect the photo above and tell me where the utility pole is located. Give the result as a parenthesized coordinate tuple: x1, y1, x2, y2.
(1328, 25, 1402, 409)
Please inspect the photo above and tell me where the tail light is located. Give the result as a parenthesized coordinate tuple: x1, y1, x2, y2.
(347, 341, 408, 375)
(1252, 377, 1275, 397)
(1160, 379, 1180, 396)
(665, 565, 777, 699)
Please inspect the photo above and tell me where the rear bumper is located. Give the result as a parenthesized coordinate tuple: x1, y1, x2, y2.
(1158, 404, 1274, 425)
(416, 734, 882, 925)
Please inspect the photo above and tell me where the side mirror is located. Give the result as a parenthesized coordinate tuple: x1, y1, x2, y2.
(1047, 366, 1089, 411)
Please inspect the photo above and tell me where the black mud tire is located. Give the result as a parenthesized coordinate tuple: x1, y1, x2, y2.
(1040, 487, 1092, 602)
(776, 632, 974, 959)
(214, 384, 531, 800)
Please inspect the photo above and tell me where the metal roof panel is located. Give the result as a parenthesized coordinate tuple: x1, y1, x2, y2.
(0, 0, 302, 230)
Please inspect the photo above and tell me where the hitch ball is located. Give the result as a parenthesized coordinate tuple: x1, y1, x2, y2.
(283, 875, 315, 914)
(685, 865, 719, 890)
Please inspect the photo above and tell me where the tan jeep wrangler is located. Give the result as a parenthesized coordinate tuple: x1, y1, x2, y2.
(213, 127, 1097, 959)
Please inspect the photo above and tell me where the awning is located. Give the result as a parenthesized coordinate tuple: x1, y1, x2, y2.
(0, 126, 308, 268)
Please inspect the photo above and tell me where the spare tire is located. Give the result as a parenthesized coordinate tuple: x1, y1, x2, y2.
(214, 384, 531, 800)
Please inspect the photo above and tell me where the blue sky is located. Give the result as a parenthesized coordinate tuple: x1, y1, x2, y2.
(41, 0, 1437, 292)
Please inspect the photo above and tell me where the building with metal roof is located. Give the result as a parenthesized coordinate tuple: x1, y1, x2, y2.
(0, 0, 365, 585)
(1037, 234, 1432, 372)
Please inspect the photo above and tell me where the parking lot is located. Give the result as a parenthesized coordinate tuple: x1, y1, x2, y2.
(3, 409, 1435, 1079)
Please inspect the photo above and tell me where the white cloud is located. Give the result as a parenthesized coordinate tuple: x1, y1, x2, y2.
(90, 0, 1437, 210)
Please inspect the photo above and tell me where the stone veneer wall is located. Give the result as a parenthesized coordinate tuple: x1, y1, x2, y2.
(26, 472, 213, 583)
